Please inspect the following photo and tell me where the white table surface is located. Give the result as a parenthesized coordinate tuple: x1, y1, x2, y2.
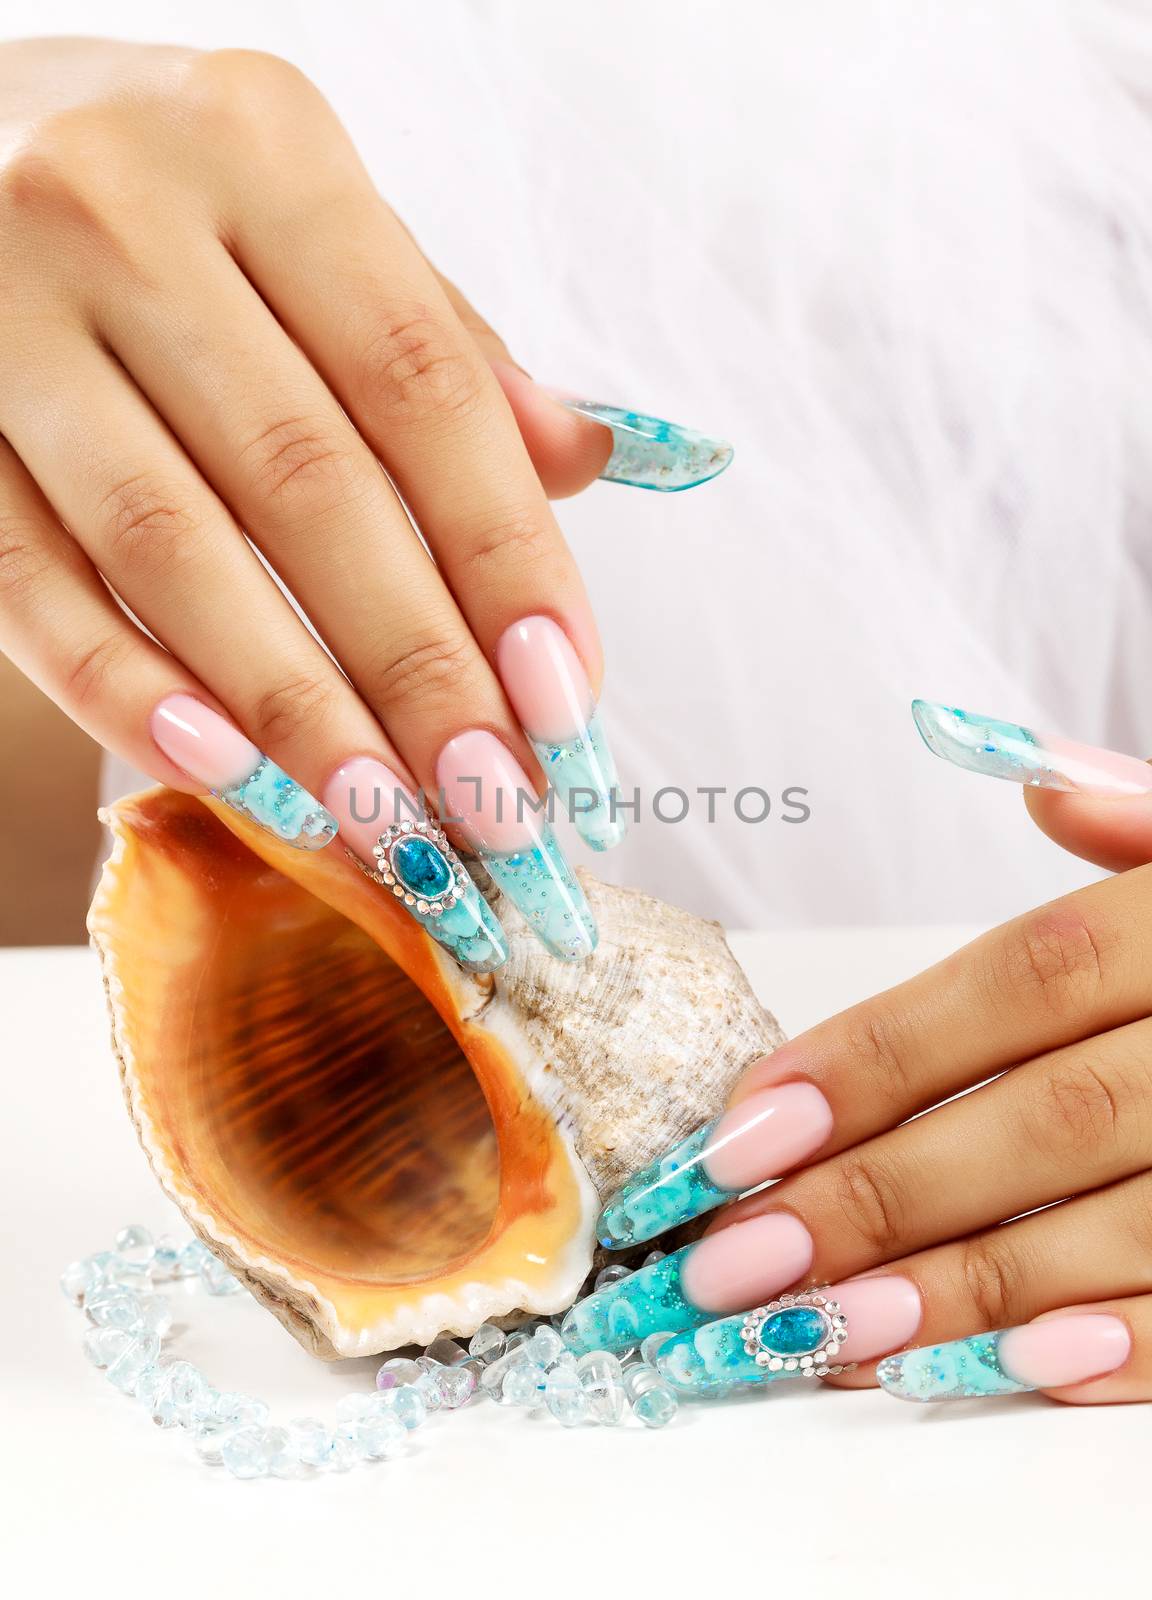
(3, 928, 1146, 1598)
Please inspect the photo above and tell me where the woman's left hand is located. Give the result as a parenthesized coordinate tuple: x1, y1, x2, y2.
(568, 708, 1152, 1404)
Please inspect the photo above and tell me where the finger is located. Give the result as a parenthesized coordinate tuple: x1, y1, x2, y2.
(594, 869, 1152, 1249)
(1024, 783, 1152, 872)
(912, 697, 1152, 871)
(829, 1171, 1152, 1390)
(91, 240, 534, 793)
(220, 135, 605, 693)
(717, 1012, 1152, 1282)
(658, 1175, 1150, 1399)
(0, 436, 334, 840)
(90, 247, 601, 951)
(425, 271, 612, 499)
(0, 335, 396, 798)
(212, 151, 630, 864)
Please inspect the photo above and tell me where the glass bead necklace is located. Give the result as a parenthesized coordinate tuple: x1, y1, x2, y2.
(62, 1225, 680, 1480)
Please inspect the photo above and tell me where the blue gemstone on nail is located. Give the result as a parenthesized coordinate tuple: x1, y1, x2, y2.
(391, 836, 453, 898)
(757, 1307, 830, 1357)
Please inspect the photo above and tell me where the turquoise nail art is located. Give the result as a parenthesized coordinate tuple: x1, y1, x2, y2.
(562, 1246, 702, 1356)
(218, 758, 337, 850)
(911, 701, 1070, 789)
(531, 711, 626, 852)
(876, 1332, 1033, 1403)
(482, 823, 598, 962)
(351, 817, 508, 975)
(596, 1117, 734, 1249)
(559, 400, 733, 492)
(405, 876, 508, 973)
(656, 1291, 851, 1394)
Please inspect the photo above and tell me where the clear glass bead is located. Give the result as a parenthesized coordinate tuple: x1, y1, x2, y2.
(529, 1325, 566, 1367)
(381, 1386, 427, 1431)
(411, 1371, 443, 1412)
(357, 1411, 407, 1460)
(84, 1285, 146, 1331)
(83, 1326, 132, 1369)
(424, 1335, 468, 1367)
(103, 1258, 153, 1292)
(60, 1257, 106, 1306)
(193, 1418, 237, 1465)
(140, 1296, 173, 1338)
(328, 1422, 364, 1471)
(263, 1426, 302, 1478)
(114, 1225, 155, 1266)
(201, 1255, 244, 1296)
(164, 1360, 211, 1424)
(594, 1263, 634, 1292)
(377, 1356, 422, 1387)
(623, 1363, 678, 1428)
(505, 1327, 535, 1352)
(135, 1365, 178, 1427)
(544, 1365, 591, 1427)
(435, 1365, 476, 1409)
(502, 1361, 546, 1408)
(468, 1323, 506, 1363)
(577, 1350, 626, 1426)
(212, 1392, 269, 1428)
(221, 1425, 274, 1479)
(286, 1417, 331, 1468)
(107, 1332, 162, 1394)
(641, 1250, 667, 1268)
(151, 1235, 181, 1279)
(176, 1240, 212, 1278)
(640, 1331, 674, 1366)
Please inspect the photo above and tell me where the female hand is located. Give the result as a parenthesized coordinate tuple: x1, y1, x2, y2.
(563, 700, 1152, 1405)
(0, 38, 731, 970)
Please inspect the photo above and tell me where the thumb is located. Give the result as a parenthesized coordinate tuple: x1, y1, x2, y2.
(1024, 778, 1152, 873)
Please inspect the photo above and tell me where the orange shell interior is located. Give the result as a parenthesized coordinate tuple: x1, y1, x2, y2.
(89, 788, 592, 1353)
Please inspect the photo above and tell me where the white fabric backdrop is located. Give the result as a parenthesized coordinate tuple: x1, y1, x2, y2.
(70, 0, 1152, 926)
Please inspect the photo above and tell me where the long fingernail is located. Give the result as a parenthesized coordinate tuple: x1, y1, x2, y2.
(595, 1080, 833, 1249)
(323, 757, 508, 974)
(877, 1313, 1131, 1402)
(562, 1214, 813, 1356)
(548, 394, 733, 491)
(436, 729, 597, 961)
(151, 694, 336, 849)
(912, 700, 1152, 796)
(656, 1276, 922, 1394)
(496, 616, 626, 852)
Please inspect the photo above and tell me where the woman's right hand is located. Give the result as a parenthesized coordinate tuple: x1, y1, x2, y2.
(0, 37, 731, 970)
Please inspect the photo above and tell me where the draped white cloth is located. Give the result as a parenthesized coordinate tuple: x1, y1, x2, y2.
(90, 0, 1152, 927)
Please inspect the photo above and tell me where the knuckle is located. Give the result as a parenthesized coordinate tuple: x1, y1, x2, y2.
(239, 415, 361, 510)
(247, 673, 341, 753)
(957, 1232, 1025, 1330)
(95, 475, 200, 572)
(832, 1151, 909, 1257)
(837, 1004, 917, 1114)
(463, 511, 555, 577)
(61, 630, 134, 712)
(1001, 905, 1108, 1020)
(368, 634, 477, 711)
(1027, 1055, 1124, 1160)
(355, 310, 481, 425)
(0, 519, 54, 605)
(189, 48, 319, 117)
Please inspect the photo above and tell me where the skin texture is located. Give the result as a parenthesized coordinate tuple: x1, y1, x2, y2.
(704, 780, 1152, 1404)
(0, 37, 612, 837)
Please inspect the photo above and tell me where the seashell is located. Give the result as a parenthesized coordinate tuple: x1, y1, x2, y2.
(88, 787, 784, 1359)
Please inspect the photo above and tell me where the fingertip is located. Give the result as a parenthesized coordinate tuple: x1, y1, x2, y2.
(491, 360, 613, 497)
(1023, 784, 1152, 872)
